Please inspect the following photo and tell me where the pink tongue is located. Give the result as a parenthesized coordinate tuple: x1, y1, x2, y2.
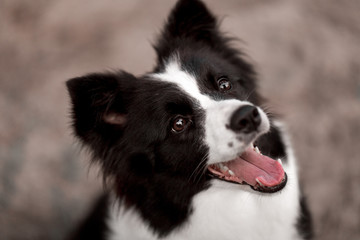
(226, 147, 285, 187)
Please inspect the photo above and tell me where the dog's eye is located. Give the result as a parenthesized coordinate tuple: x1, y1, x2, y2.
(218, 77, 232, 92)
(172, 116, 190, 133)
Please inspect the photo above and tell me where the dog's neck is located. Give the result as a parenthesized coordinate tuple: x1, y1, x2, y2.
(107, 143, 302, 240)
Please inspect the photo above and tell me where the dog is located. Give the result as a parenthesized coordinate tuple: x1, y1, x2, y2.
(66, 0, 313, 239)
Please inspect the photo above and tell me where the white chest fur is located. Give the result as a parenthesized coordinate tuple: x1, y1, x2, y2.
(171, 160, 301, 240)
(108, 152, 302, 240)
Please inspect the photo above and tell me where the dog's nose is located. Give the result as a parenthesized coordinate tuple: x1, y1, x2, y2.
(229, 105, 261, 133)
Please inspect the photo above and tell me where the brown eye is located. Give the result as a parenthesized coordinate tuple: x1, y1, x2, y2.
(218, 77, 232, 92)
(172, 116, 190, 133)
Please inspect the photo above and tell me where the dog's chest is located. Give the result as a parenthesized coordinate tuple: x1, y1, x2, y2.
(176, 176, 301, 240)
(108, 161, 302, 240)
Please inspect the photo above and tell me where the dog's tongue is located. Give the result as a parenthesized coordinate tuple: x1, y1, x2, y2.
(225, 147, 285, 187)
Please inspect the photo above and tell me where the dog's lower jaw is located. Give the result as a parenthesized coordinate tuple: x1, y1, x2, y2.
(107, 144, 303, 240)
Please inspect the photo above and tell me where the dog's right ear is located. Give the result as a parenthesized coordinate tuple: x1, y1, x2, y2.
(66, 71, 137, 145)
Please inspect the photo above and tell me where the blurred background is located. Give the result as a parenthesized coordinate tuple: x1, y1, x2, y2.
(0, 0, 359, 239)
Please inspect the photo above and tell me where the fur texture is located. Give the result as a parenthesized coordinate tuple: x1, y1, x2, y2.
(66, 0, 313, 239)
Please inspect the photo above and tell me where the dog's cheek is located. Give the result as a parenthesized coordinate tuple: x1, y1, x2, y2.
(115, 153, 153, 204)
(128, 152, 154, 178)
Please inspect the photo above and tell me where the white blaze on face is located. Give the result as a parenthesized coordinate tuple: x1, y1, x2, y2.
(151, 57, 270, 164)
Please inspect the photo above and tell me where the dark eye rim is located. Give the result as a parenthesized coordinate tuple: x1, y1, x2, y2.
(217, 76, 232, 92)
(171, 115, 192, 133)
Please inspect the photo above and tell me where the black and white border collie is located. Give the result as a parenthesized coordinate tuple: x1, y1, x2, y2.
(66, 0, 313, 239)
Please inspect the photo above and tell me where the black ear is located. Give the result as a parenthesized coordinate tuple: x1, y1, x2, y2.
(66, 71, 136, 145)
(164, 0, 217, 40)
(155, 0, 220, 57)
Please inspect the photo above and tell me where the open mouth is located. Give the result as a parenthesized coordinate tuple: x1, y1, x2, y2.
(207, 144, 287, 193)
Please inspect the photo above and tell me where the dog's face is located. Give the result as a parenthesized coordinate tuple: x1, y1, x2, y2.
(67, 0, 287, 236)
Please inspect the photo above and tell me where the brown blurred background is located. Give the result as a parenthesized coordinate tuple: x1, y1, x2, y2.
(0, 0, 359, 239)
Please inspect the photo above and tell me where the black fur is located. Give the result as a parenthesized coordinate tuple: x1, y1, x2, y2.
(67, 71, 212, 236)
(66, 0, 311, 238)
(256, 124, 287, 162)
(297, 195, 314, 239)
(67, 72, 211, 236)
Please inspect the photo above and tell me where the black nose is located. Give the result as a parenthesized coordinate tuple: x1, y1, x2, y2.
(229, 105, 261, 133)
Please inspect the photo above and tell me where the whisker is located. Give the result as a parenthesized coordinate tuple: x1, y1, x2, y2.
(244, 88, 255, 101)
(193, 153, 209, 184)
(189, 155, 208, 183)
(189, 153, 208, 183)
(194, 162, 209, 185)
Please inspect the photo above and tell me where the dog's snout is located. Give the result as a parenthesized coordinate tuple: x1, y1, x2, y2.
(229, 105, 261, 133)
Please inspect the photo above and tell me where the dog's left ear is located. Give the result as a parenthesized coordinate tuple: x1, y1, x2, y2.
(155, 0, 221, 55)
(164, 0, 217, 41)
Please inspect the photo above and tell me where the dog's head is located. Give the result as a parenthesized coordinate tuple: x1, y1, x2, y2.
(67, 0, 287, 235)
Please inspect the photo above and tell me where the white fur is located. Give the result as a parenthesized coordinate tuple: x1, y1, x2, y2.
(151, 57, 270, 164)
(107, 60, 303, 239)
(108, 137, 301, 240)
